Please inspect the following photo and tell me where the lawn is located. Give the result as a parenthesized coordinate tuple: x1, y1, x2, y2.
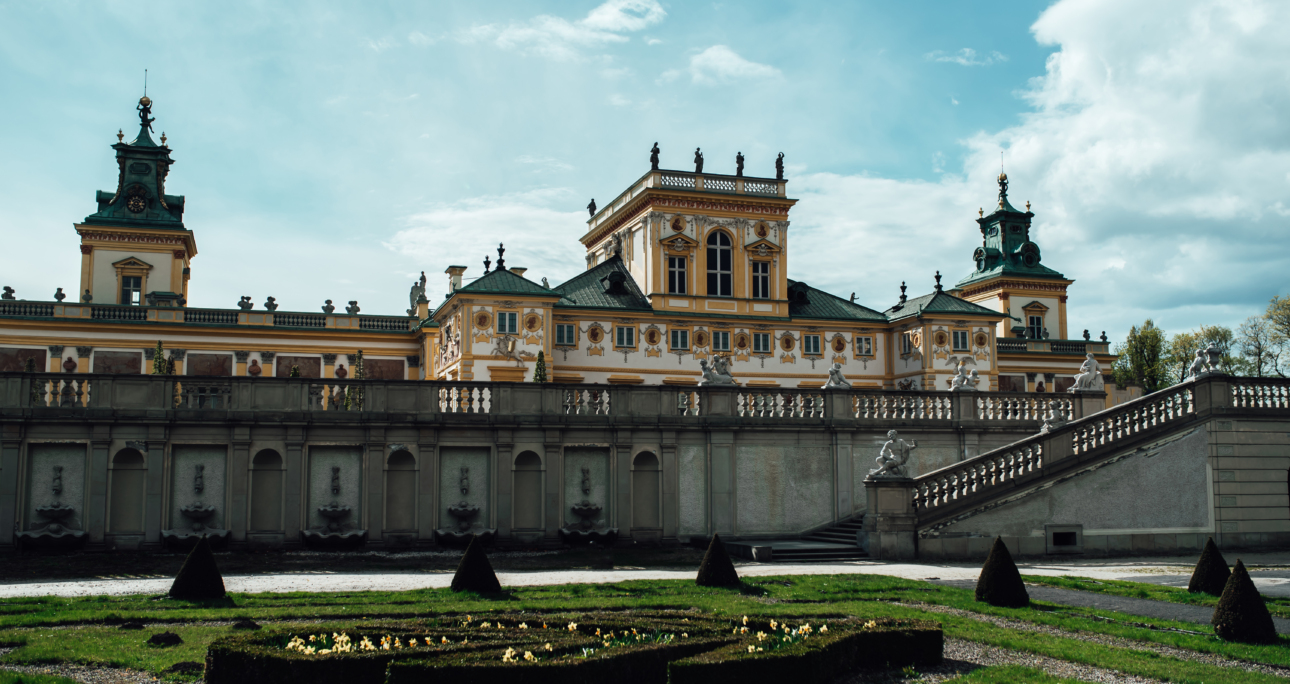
(0, 573, 1286, 683)
(1023, 574, 1290, 619)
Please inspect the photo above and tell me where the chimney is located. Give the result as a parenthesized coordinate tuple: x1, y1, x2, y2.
(509, 267, 528, 277)
(445, 265, 467, 294)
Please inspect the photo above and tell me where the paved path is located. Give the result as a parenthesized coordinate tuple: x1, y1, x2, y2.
(2, 552, 1287, 600)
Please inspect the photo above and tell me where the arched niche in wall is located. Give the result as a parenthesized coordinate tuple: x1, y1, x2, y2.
(108, 448, 146, 533)
(512, 451, 544, 531)
(631, 451, 662, 530)
(385, 450, 417, 531)
(249, 450, 284, 532)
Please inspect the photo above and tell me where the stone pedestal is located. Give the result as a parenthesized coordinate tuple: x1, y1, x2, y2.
(862, 477, 917, 560)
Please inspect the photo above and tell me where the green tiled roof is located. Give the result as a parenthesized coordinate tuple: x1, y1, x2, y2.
(884, 288, 1004, 322)
(786, 280, 887, 322)
(456, 267, 559, 297)
(552, 256, 653, 311)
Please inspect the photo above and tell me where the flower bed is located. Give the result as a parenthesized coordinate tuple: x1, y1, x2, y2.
(204, 612, 941, 684)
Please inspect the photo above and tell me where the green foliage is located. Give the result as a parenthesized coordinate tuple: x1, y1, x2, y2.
(169, 536, 227, 601)
(1237, 312, 1284, 377)
(151, 340, 165, 375)
(974, 537, 1029, 608)
(533, 350, 548, 383)
(1165, 324, 1234, 382)
(450, 535, 501, 594)
(1023, 573, 1290, 619)
(1187, 537, 1231, 596)
(288, 365, 301, 378)
(695, 535, 740, 588)
(1111, 320, 1168, 393)
(344, 350, 365, 410)
(1213, 559, 1278, 644)
(22, 358, 35, 373)
(0, 674, 83, 684)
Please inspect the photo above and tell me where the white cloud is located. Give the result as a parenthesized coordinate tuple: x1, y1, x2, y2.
(515, 155, 574, 172)
(407, 31, 435, 46)
(608, 93, 631, 107)
(458, 0, 665, 61)
(366, 37, 398, 52)
(682, 45, 781, 85)
(646, 37, 662, 46)
(951, 96, 959, 105)
(792, 0, 1290, 340)
(925, 48, 1008, 66)
(384, 190, 588, 288)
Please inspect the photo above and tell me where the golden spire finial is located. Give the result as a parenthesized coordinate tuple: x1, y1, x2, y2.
(161, 132, 167, 145)
(116, 129, 123, 142)
(1026, 200, 1031, 212)
(978, 207, 983, 218)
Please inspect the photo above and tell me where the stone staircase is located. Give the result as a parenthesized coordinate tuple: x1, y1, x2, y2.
(727, 516, 868, 563)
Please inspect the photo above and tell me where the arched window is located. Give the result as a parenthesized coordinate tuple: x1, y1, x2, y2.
(706, 231, 732, 297)
(385, 451, 417, 531)
(108, 449, 146, 533)
(631, 452, 661, 530)
(512, 451, 544, 530)
(249, 450, 284, 532)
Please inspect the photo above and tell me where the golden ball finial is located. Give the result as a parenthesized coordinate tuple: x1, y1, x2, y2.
(997, 171, 1007, 181)
(139, 96, 152, 107)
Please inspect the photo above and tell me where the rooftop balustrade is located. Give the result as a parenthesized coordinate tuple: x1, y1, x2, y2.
(586, 169, 789, 232)
(0, 301, 417, 331)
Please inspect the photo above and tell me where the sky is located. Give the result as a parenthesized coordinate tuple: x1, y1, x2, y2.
(1, 0, 1287, 343)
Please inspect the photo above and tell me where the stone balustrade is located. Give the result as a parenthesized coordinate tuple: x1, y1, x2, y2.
(0, 301, 417, 330)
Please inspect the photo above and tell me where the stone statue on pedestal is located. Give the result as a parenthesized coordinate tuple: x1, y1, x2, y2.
(649, 142, 660, 170)
(735, 151, 744, 177)
(693, 148, 704, 174)
(950, 360, 980, 392)
(1068, 353, 1104, 393)
(824, 362, 851, 389)
(869, 429, 916, 479)
(699, 356, 734, 386)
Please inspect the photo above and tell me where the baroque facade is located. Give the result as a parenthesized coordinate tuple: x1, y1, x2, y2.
(0, 97, 1129, 403)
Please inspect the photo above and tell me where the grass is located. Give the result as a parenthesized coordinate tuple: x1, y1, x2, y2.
(0, 574, 1286, 683)
(1023, 574, 1290, 619)
(0, 672, 80, 684)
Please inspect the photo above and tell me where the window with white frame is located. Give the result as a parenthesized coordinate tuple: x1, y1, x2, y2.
(670, 329, 689, 350)
(952, 330, 970, 351)
(751, 260, 770, 299)
(712, 331, 730, 352)
(120, 276, 142, 305)
(855, 336, 873, 356)
(667, 256, 687, 294)
(901, 333, 913, 355)
(753, 333, 771, 353)
(615, 326, 635, 348)
(803, 334, 821, 355)
(497, 312, 518, 334)
(706, 231, 732, 297)
(1028, 315, 1044, 339)
(555, 324, 576, 346)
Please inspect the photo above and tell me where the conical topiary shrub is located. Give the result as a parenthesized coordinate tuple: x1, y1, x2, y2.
(450, 534, 502, 593)
(975, 537, 1029, 608)
(169, 536, 226, 600)
(695, 534, 740, 587)
(1188, 537, 1231, 596)
(1212, 559, 1277, 643)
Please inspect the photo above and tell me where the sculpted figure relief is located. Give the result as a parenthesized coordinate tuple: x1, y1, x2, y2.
(949, 360, 979, 392)
(699, 355, 735, 386)
(870, 430, 916, 479)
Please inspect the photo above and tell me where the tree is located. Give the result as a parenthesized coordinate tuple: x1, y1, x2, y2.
(345, 350, 365, 411)
(1266, 294, 1290, 346)
(151, 340, 166, 375)
(1167, 325, 1235, 382)
(1112, 320, 1168, 393)
(1235, 316, 1282, 377)
(532, 350, 548, 383)
(288, 365, 301, 378)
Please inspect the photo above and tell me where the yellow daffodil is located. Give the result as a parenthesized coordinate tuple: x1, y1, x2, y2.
(567, 622, 578, 632)
(747, 645, 757, 653)
(544, 643, 552, 651)
(441, 636, 449, 644)
(318, 649, 331, 655)
(524, 651, 536, 662)
(682, 633, 689, 638)
(820, 625, 829, 633)
(769, 620, 778, 630)
(480, 622, 491, 629)
(742, 616, 749, 625)
(756, 631, 766, 641)
(520, 623, 529, 629)
(595, 628, 601, 636)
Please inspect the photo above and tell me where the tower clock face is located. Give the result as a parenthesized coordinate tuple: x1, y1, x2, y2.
(127, 195, 146, 213)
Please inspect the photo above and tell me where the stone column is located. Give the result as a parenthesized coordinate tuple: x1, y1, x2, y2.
(660, 432, 678, 541)
(261, 352, 277, 377)
(494, 432, 513, 539)
(862, 477, 917, 560)
(47, 345, 64, 373)
(544, 435, 563, 540)
(283, 436, 304, 541)
(366, 434, 385, 542)
(709, 431, 735, 536)
(143, 437, 165, 545)
(406, 355, 420, 381)
(418, 430, 438, 541)
(87, 432, 110, 542)
(170, 349, 187, 376)
(1070, 391, 1106, 420)
(229, 440, 250, 542)
(322, 354, 337, 379)
(234, 351, 249, 377)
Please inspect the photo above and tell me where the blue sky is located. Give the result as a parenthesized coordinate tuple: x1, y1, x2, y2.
(1, 0, 1287, 343)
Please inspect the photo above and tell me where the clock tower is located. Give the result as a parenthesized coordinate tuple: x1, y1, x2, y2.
(75, 96, 196, 307)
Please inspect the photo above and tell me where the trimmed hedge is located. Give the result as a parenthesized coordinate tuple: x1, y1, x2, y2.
(451, 534, 501, 593)
(1212, 559, 1277, 644)
(975, 537, 1029, 608)
(695, 534, 740, 587)
(1188, 537, 1231, 596)
(205, 611, 943, 684)
(169, 535, 226, 600)
(669, 618, 942, 684)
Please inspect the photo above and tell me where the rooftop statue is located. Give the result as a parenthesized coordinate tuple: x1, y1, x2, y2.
(1068, 353, 1104, 393)
(587, 199, 596, 217)
(775, 152, 784, 180)
(735, 151, 744, 177)
(137, 96, 155, 133)
(694, 147, 704, 174)
(949, 359, 980, 392)
(649, 142, 660, 170)
(870, 429, 916, 479)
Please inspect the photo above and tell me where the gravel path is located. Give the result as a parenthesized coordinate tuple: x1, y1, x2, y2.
(904, 602, 1290, 678)
(0, 647, 158, 684)
(933, 579, 1290, 635)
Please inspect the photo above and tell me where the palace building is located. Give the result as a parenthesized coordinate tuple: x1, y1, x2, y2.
(0, 97, 1128, 403)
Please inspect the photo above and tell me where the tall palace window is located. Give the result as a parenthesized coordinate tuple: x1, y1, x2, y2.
(120, 276, 142, 305)
(667, 256, 686, 294)
(751, 261, 770, 299)
(706, 232, 732, 297)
